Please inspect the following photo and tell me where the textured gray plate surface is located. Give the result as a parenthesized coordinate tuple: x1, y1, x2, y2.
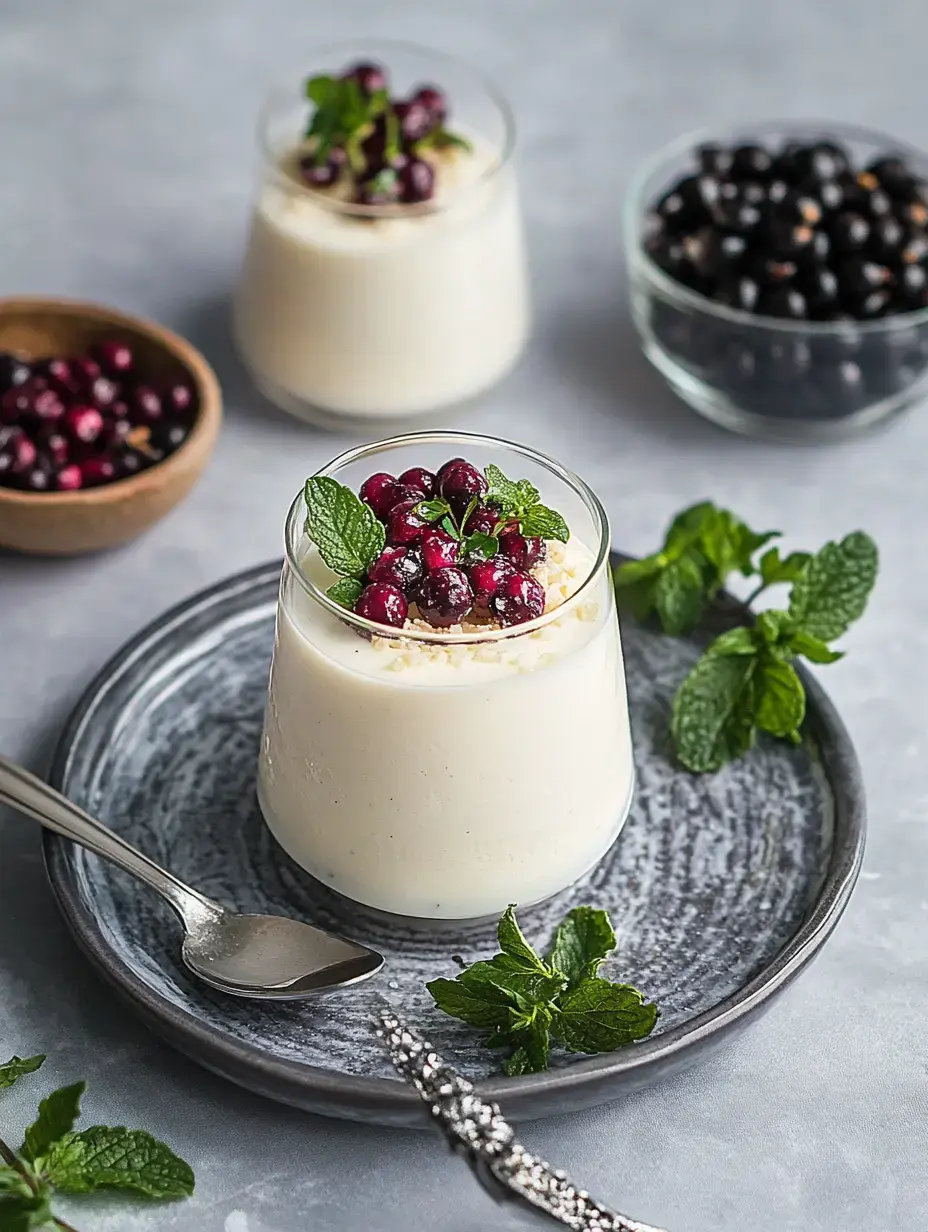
(44, 557, 865, 1126)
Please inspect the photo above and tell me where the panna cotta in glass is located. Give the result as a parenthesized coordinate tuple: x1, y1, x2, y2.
(257, 432, 634, 921)
(234, 43, 530, 428)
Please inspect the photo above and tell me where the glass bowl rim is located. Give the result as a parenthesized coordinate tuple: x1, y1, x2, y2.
(284, 430, 611, 645)
(256, 36, 516, 222)
(623, 117, 928, 336)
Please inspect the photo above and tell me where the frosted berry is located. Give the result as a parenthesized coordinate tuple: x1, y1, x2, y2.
(490, 570, 546, 626)
(438, 460, 488, 518)
(420, 528, 459, 571)
(386, 498, 428, 545)
(468, 556, 515, 607)
(498, 529, 546, 569)
(355, 582, 408, 628)
(367, 545, 425, 595)
(397, 466, 437, 498)
(416, 566, 473, 627)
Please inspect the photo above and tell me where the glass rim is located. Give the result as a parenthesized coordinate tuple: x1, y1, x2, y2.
(256, 37, 517, 222)
(623, 117, 928, 336)
(284, 430, 611, 645)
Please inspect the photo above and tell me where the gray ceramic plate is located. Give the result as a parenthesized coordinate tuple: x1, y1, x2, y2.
(44, 556, 865, 1127)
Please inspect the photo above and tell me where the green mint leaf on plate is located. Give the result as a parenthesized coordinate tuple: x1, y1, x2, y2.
(547, 906, 616, 988)
(503, 1008, 552, 1076)
(0, 1055, 44, 1092)
(21, 1082, 84, 1164)
(459, 532, 499, 563)
(788, 531, 878, 643)
(304, 476, 385, 579)
(787, 629, 844, 664)
(753, 658, 805, 741)
(0, 1178, 54, 1231)
(44, 1127, 195, 1199)
(699, 509, 779, 587)
(759, 547, 812, 589)
(671, 635, 761, 772)
(518, 504, 569, 543)
(458, 958, 565, 1007)
(497, 905, 549, 973)
(415, 498, 451, 523)
(553, 978, 658, 1054)
(425, 977, 514, 1033)
(326, 578, 364, 610)
(653, 553, 705, 637)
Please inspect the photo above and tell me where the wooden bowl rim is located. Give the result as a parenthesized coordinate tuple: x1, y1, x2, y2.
(0, 296, 222, 510)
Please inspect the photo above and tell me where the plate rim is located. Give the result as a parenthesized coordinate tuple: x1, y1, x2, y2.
(43, 556, 866, 1121)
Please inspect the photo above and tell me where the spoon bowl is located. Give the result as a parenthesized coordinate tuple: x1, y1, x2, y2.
(0, 755, 384, 1000)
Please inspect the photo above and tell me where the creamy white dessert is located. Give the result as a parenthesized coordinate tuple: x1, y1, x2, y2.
(234, 140, 530, 421)
(258, 536, 634, 920)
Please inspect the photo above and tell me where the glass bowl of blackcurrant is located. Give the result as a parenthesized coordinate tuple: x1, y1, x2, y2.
(625, 121, 928, 441)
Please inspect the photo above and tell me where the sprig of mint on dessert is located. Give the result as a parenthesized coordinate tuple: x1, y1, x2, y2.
(427, 905, 657, 1076)
(304, 70, 472, 177)
(0, 1052, 193, 1230)
(303, 476, 386, 610)
(614, 502, 878, 773)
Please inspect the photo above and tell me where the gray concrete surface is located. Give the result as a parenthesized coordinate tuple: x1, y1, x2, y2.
(0, 1, 925, 1228)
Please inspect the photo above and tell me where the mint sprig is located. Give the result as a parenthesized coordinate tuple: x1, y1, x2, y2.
(614, 501, 779, 636)
(640, 527, 879, 773)
(0, 1053, 193, 1229)
(484, 464, 569, 544)
(427, 905, 657, 1075)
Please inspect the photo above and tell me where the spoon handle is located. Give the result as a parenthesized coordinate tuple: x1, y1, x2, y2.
(0, 755, 222, 929)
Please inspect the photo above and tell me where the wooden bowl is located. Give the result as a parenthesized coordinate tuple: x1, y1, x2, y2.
(0, 297, 221, 555)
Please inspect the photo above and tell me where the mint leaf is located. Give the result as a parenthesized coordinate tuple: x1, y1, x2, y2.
(788, 531, 878, 643)
(326, 578, 363, 610)
(755, 609, 795, 653)
(0, 1056, 44, 1092)
(485, 464, 526, 515)
(459, 959, 564, 1007)
(788, 629, 844, 664)
(547, 907, 616, 988)
(671, 640, 760, 772)
(700, 509, 779, 587)
(504, 1009, 551, 1076)
(305, 74, 337, 107)
(459, 532, 498, 562)
(304, 476, 385, 578)
(21, 1082, 84, 1164)
(518, 504, 569, 543)
(415, 498, 451, 523)
(497, 906, 548, 973)
(44, 1127, 194, 1199)
(760, 547, 812, 588)
(754, 658, 805, 740)
(416, 128, 474, 154)
(553, 978, 658, 1053)
(0, 1171, 33, 1199)
(704, 625, 762, 657)
(426, 977, 514, 1032)
(0, 1179, 53, 1231)
(654, 553, 705, 636)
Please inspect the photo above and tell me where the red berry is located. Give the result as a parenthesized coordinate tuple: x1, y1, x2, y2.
(367, 545, 425, 595)
(468, 556, 516, 607)
(56, 464, 82, 491)
(436, 457, 467, 482)
(399, 158, 435, 204)
(131, 385, 162, 424)
(355, 582, 408, 628)
(490, 570, 546, 626)
(1, 377, 48, 425)
(164, 382, 195, 416)
(79, 456, 116, 487)
(91, 376, 120, 408)
(394, 98, 433, 143)
(71, 356, 101, 387)
(416, 566, 473, 628)
(464, 504, 500, 535)
(414, 85, 447, 125)
(499, 529, 547, 570)
(397, 467, 437, 498)
(420, 528, 459, 571)
(439, 460, 488, 518)
(65, 405, 104, 444)
(343, 61, 387, 95)
(30, 388, 65, 426)
(40, 357, 79, 397)
(387, 498, 428, 545)
(0, 426, 36, 478)
(103, 417, 132, 449)
(43, 432, 69, 465)
(94, 340, 134, 376)
(360, 471, 400, 519)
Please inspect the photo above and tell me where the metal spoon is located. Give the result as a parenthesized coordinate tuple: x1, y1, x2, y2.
(0, 756, 384, 999)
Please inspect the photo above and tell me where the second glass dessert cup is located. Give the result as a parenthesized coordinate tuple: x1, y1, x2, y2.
(234, 40, 531, 431)
(257, 432, 634, 921)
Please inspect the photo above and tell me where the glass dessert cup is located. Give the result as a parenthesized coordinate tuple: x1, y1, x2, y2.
(234, 40, 531, 431)
(257, 432, 634, 921)
(625, 120, 928, 443)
